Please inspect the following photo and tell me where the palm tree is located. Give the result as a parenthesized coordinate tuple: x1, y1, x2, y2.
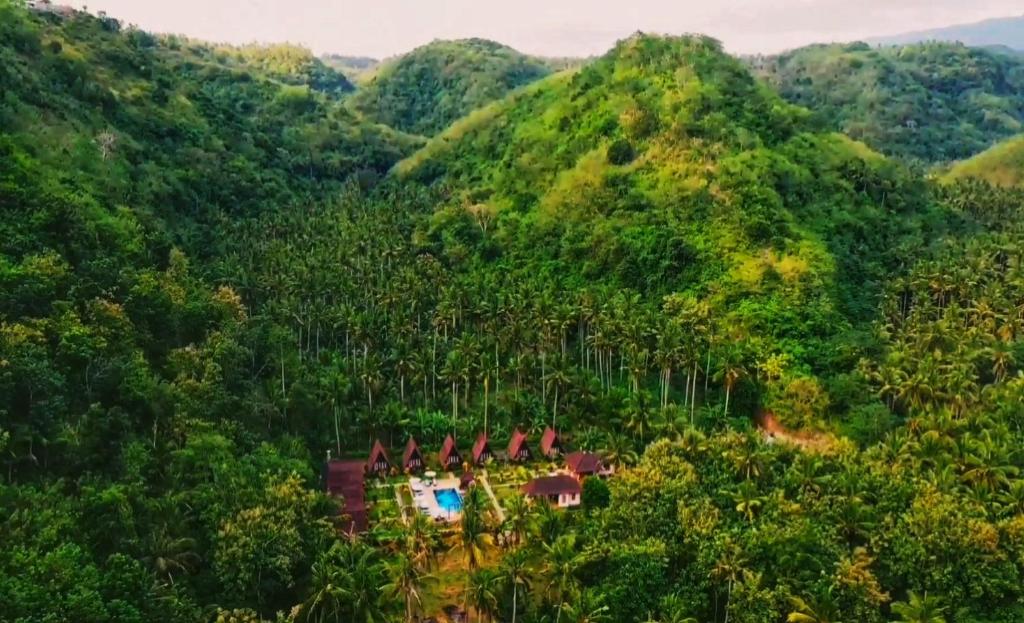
(297, 556, 353, 623)
(715, 351, 747, 418)
(710, 542, 747, 623)
(144, 527, 200, 586)
(501, 547, 533, 623)
(502, 494, 533, 550)
(451, 486, 493, 572)
(467, 568, 501, 623)
(787, 587, 843, 623)
(383, 553, 432, 623)
(561, 590, 610, 623)
(731, 481, 765, 523)
(890, 592, 947, 623)
(602, 432, 638, 468)
(542, 534, 583, 623)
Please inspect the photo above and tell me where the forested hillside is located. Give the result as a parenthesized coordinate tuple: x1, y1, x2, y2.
(943, 134, 1024, 188)
(753, 41, 1024, 163)
(350, 38, 553, 136)
(5, 2, 1024, 622)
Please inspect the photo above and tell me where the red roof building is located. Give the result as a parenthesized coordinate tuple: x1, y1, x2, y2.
(323, 460, 369, 534)
(402, 437, 425, 472)
(366, 440, 392, 476)
(439, 434, 463, 470)
(540, 427, 563, 458)
(522, 474, 581, 508)
(472, 433, 494, 465)
(460, 470, 476, 490)
(564, 451, 607, 479)
(507, 429, 532, 462)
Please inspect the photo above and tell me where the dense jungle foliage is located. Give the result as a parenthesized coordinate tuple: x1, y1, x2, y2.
(4, 2, 1024, 622)
(753, 41, 1024, 164)
(349, 39, 553, 136)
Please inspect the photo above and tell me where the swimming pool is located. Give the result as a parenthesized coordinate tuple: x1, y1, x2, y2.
(434, 488, 463, 513)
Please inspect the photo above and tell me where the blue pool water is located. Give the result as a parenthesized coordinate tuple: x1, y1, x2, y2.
(434, 488, 463, 513)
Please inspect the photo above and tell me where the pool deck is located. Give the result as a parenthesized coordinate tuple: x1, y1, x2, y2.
(409, 475, 463, 523)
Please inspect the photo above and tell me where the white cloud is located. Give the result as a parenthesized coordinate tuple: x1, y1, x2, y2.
(68, 0, 1022, 58)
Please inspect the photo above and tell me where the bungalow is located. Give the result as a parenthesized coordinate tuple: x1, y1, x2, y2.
(366, 440, 392, 476)
(540, 427, 563, 458)
(472, 433, 494, 465)
(522, 474, 581, 508)
(565, 451, 612, 479)
(507, 429, 533, 463)
(323, 459, 368, 534)
(439, 434, 463, 470)
(460, 470, 476, 490)
(402, 437, 425, 473)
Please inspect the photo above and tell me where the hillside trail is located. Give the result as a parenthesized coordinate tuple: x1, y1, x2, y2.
(755, 410, 834, 452)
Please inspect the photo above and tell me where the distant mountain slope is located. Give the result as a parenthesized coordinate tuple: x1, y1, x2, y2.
(399, 34, 938, 374)
(943, 134, 1024, 188)
(321, 53, 380, 81)
(753, 41, 1024, 163)
(349, 38, 552, 136)
(867, 15, 1024, 50)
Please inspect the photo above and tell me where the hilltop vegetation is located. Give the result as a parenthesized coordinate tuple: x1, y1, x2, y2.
(943, 134, 1024, 187)
(754, 41, 1024, 163)
(401, 34, 941, 386)
(5, 3, 1024, 622)
(350, 38, 552, 136)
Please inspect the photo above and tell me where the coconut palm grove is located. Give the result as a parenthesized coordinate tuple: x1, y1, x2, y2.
(4, 1, 1024, 622)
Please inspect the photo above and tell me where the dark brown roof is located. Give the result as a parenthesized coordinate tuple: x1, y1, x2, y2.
(402, 437, 424, 469)
(565, 451, 604, 475)
(439, 434, 462, 466)
(323, 460, 368, 533)
(366, 440, 391, 473)
(540, 427, 562, 457)
(508, 429, 531, 460)
(522, 474, 581, 497)
(472, 433, 493, 464)
(460, 470, 476, 488)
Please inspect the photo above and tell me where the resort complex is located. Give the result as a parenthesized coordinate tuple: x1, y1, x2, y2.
(322, 427, 614, 532)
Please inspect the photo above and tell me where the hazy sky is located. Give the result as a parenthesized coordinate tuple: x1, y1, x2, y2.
(68, 0, 1022, 59)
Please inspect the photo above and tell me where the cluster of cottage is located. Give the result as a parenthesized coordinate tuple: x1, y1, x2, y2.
(323, 427, 614, 533)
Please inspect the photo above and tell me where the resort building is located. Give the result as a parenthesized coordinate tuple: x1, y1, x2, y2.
(323, 459, 368, 534)
(565, 451, 613, 479)
(522, 474, 581, 508)
(472, 432, 494, 465)
(460, 470, 476, 490)
(402, 437, 425, 472)
(507, 428, 533, 462)
(540, 427, 563, 458)
(366, 440, 392, 476)
(439, 434, 463, 470)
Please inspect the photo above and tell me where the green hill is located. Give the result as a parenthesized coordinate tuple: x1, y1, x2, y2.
(753, 41, 1024, 163)
(0, 4, 421, 252)
(399, 34, 938, 379)
(349, 38, 552, 136)
(943, 133, 1024, 187)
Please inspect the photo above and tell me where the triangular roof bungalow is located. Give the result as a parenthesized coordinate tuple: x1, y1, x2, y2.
(540, 427, 563, 458)
(366, 440, 391, 476)
(472, 433, 494, 465)
(402, 437, 425, 472)
(507, 428, 532, 462)
(439, 434, 463, 470)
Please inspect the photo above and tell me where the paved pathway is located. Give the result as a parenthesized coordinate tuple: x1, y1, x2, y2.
(478, 470, 506, 523)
